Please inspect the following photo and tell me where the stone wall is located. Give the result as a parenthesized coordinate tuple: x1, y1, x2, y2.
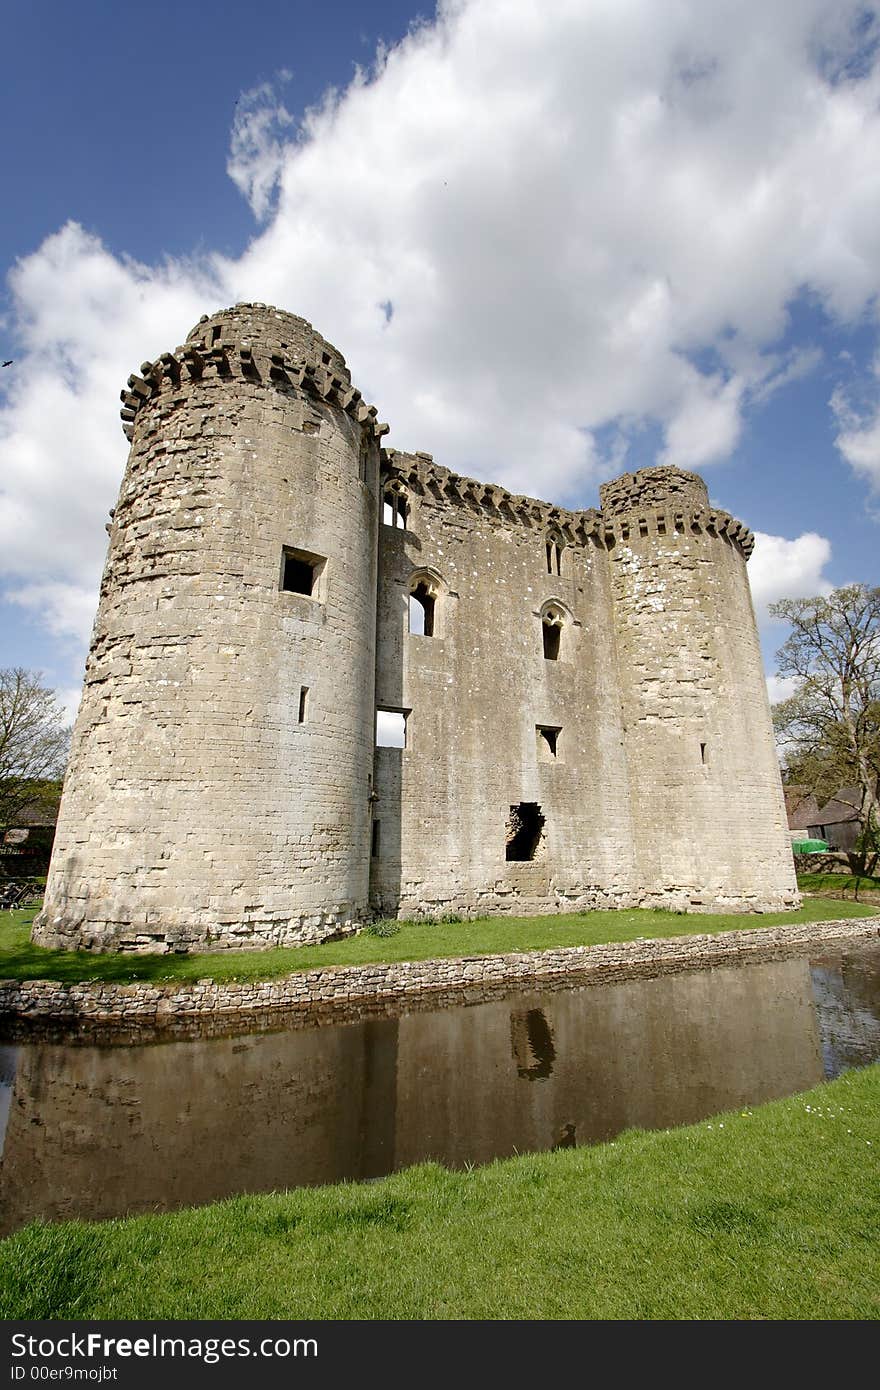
(5, 918, 877, 1033)
(35, 305, 387, 953)
(1, 946, 830, 1232)
(34, 303, 799, 952)
(372, 451, 796, 918)
(604, 469, 797, 911)
(372, 450, 635, 918)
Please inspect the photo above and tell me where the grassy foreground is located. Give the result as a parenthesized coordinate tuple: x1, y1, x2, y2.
(1, 896, 877, 986)
(2, 1065, 878, 1320)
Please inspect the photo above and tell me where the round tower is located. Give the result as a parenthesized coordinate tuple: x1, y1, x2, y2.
(601, 466, 798, 912)
(36, 304, 387, 952)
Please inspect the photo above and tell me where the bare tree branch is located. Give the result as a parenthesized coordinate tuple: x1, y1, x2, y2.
(0, 668, 71, 827)
(770, 585, 880, 874)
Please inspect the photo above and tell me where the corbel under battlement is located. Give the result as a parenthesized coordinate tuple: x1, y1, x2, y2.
(381, 451, 754, 560)
(119, 337, 389, 446)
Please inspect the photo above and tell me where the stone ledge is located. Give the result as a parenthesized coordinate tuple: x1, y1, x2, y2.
(1, 917, 877, 1037)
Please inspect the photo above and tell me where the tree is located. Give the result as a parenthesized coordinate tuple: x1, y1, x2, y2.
(0, 668, 71, 829)
(770, 584, 880, 875)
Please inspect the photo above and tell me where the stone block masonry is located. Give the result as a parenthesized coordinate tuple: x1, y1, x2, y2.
(5, 919, 878, 1036)
(35, 303, 798, 954)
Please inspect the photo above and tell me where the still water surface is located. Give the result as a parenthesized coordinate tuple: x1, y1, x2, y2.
(1, 940, 878, 1233)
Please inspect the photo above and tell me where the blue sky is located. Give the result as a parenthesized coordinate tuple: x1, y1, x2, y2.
(2, 0, 880, 715)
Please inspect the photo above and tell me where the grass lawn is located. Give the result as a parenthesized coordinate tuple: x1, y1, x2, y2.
(1, 896, 877, 985)
(1, 1064, 877, 1320)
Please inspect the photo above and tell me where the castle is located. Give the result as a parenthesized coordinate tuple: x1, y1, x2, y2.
(34, 303, 798, 954)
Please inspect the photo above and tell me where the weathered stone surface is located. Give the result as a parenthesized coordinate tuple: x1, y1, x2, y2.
(35, 304, 798, 954)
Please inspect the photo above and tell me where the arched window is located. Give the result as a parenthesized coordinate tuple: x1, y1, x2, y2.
(541, 603, 566, 660)
(410, 580, 435, 636)
(383, 485, 408, 528)
(545, 535, 563, 576)
(408, 569, 446, 638)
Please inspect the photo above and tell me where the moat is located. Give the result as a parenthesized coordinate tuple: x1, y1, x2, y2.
(1, 939, 878, 1235)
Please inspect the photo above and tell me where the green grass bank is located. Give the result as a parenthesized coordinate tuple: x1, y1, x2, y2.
(2, 1065, 877, 1320)
(2, 896, 877, 986)
(797, 872, 880, 902)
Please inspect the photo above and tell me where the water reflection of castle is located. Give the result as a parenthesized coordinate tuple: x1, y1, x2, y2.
(0, 957, 826, 1233)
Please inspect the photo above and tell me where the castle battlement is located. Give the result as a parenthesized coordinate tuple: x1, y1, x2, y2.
(36, 303, 795, 955)
(383, 450, 754, 557)
(120, 302, 389, 446)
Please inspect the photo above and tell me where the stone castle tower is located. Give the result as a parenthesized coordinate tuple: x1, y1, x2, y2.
(35, 304, 798, 953)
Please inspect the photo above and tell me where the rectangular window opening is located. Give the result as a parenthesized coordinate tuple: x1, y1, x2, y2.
(505, 802, 545, 862)
(298, 687, 309, 724)
(546, 542, 553, 574)
(700, 741, 708, 766)
(371, 820, 381, 858)
(555, 543, 562, 576)
(376, 708, 408, 748)
(537, 725, 561, 761)
(543, 622, 561, 660)
(281, 547, 325, 597)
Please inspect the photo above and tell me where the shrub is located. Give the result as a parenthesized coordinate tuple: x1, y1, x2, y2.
(366, 918, 401, 938)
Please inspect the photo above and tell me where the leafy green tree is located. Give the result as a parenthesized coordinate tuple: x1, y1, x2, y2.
(770, 584, 880, 875)
(0, 668, 70, 829)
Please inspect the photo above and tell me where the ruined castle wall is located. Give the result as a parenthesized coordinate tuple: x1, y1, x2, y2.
(33, 299, 798, 953)
(604, 469, 798, 910)
(36, 306, 385, 952)
(371, 455, 636, 918)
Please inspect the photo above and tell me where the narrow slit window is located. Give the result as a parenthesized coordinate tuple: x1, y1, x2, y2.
(281, 547, 325, 597)
(409, 581, 436, 636)
(700, 741, 708, 766)
(546, 540, 563, 575)
(505, 803, 545, 862)
(542, 618, 561, 660)
(371, 820, 381, 858)
(376, 708, 408, 748)
(298, 687, 309, 724)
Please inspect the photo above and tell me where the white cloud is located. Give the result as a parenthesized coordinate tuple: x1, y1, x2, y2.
(830, 360, 880, 490)
(7, 581, 100, 648)
(3, 0, 880, 654)
(227, 75, 295, 221)
(0, 223, 220, 659)
(750, 346, 824, 405)
(659, 372, 745, 469)
(834, 408, 880, 487)
(54, 684, 84, 726)
(748, 530, 834, 624)
(765, 673, 798, 705)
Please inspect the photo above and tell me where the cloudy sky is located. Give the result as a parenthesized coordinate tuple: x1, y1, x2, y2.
(2, 0, 880, 716)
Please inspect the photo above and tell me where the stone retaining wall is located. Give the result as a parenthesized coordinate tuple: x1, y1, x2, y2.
(2, 917, 877, 1037)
